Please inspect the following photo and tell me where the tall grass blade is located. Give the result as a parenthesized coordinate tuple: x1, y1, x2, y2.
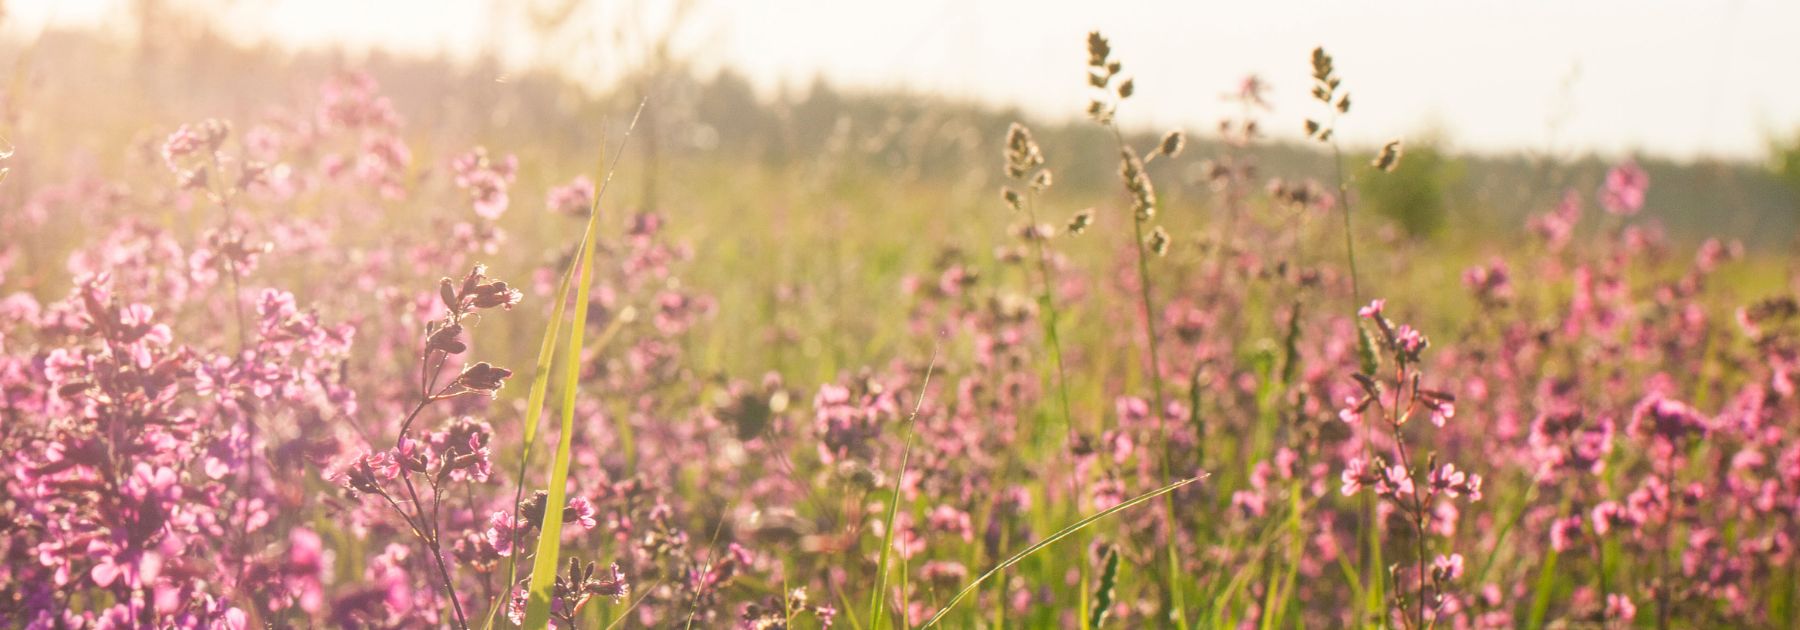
(869, 344, 938, 630)
(520, 184, 598, 629)
(522, 100, 646, 629)
(486, 263, 573, 629)
(923, 474, 1205, 627)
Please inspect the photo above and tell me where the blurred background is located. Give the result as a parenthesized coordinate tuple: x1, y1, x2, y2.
(3, 0, 1799, 371)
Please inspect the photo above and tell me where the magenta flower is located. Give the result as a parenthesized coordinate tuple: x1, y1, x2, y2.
(1598, 159, 1648, 216)
(565, 496, 599, 530)
(1432, 553, 1464, 581)
(1606, 594, 1637, 621)
(451, 147, 518, 220)
(1341, 457, 1368, 496)
(1549, 515, 1585, 552)
(487, 511, 523, 557)
(1358, 299, 1385, 319)
(546, 176, 595, 216)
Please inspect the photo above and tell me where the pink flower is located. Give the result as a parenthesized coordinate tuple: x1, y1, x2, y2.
(1382, 465, 1415, 497)
(1606, 594, 1637, 621)
(565, 496, 598, 530)
(1341, 457, 1368, 496)
(452, 147, 518, 220)
(1358, 299, 1386, 319)
(1339, 395, 1366, 424)
(1429, 464, 1465, 496)
(1549, 515, 1585, 551)
(1394, 325, 1426, 355)
(486, 511, 523, 557)
(927, 505, 974, 542)
(546, 176, 595, 216)
(1598, 159, 1648, 216)
(1428, 400, 1454, 427)
(1432, 553, 1464, 581)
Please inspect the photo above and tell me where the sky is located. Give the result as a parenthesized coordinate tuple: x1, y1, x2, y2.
(6, 0, 1799, 160)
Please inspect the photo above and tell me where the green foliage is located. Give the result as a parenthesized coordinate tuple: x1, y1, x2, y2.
(1771, 130, 1800, 198)
(1359, 141, 1462, 239)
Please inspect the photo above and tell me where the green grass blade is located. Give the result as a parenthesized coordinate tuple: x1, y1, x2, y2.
(486, 263, 573, 629)
(923, 475, 1205, 627)
(869, 347, 938, 630)
(1089, 544, 1121, 628)
(867, 437, 911, 630)
(522, 101, 647, 629)
(521, 196, 599, 629)
(1526, 549, 1559, 629)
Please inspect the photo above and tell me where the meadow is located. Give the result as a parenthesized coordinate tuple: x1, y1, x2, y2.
(3, 25, 1800, 630)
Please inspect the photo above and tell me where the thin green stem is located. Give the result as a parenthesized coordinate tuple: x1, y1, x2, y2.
(1327, 118, 1362, 305)
(1102, 121, 1185, 628)
(1021, 186, 1095, 627)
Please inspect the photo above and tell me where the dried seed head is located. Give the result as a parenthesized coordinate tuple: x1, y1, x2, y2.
(1030, 169, 1054, 192)
(1310, 47, 1335, 84)
(1067, 208, 1096, 235)
(1087, 32, 1112, 69)
(1118, 147, 1156, 220)
(1147, 226, 1171, 256)
(1373, 139, 1403, 172)
(1116, 78, 1135, 99)
(1307, 47, 1350, 140)
(1003, 122, 1044, 178)
(1087, 99, 1111, 124)
(1158, 130, 1186, 159)
(1000, 186, 1023, 211)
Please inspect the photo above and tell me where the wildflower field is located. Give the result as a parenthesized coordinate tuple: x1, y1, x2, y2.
(4, 11, 1800, 630)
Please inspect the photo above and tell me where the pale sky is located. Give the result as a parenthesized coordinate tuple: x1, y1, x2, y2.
(7, 0, 1799, 160)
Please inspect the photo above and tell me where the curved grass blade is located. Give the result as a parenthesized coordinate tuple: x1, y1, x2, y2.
(923, 474, 1205, 627)
(522, 100, 646, 629)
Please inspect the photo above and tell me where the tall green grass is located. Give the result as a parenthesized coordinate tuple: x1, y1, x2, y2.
(519, 102, 646, 629)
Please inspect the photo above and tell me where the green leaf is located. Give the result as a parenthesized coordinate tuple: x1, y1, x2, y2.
(1089, 545, 1121, 628)
(1356, 323, 1381, 375)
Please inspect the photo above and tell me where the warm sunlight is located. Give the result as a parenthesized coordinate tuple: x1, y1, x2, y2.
(8, 0, 1800, 157)
(3, 1, 1800, 628)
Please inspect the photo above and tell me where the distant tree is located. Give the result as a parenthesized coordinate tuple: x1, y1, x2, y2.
(1359, 140, 1461, 239)
(1771, 130, 1800, 198)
